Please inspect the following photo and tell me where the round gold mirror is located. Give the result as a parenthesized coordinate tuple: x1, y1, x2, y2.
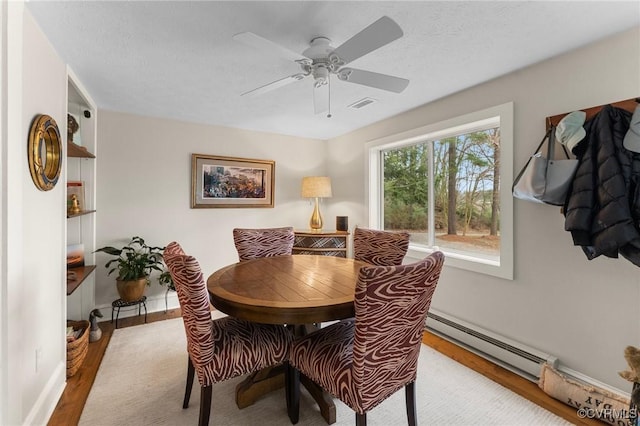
(28, 114, 62, 191)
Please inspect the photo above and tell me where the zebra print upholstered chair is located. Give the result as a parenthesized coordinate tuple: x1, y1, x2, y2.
(287, 251, 445, 426)
(353, 227, 410, 266)
(163, 242, 293, 426)
(232, 226, 295, 261)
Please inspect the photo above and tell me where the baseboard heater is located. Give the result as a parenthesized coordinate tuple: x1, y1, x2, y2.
(425, 310, 558, 382)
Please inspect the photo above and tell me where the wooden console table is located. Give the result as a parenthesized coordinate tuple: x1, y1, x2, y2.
(293, 230, 348, 257)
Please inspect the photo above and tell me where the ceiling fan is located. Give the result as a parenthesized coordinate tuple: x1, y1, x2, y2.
(233, 16, 410, 116)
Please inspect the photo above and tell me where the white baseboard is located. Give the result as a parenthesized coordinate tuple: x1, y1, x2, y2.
(26, 361, 66, 426)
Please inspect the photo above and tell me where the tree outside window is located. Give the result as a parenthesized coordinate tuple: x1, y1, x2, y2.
(368, 102, 513, 279)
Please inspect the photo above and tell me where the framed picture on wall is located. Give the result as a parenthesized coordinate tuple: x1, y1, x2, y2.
(191, 154, 275, 208)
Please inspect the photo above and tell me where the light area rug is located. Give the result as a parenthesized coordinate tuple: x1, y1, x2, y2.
(79, 315, 571, 426)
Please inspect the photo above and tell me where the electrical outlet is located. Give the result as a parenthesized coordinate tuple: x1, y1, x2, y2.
(35, 347, 43, 372)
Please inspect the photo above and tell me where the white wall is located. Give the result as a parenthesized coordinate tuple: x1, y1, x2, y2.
(95, 111, 328, 310)
(0, 0, 7, 422)
(4, 3, 67, 425)
(327, 27, 640, 391)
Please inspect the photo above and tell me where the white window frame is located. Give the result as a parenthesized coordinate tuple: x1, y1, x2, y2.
(365, 102, 513, 280)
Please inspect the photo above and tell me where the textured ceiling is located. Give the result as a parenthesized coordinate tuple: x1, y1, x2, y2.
(27, 1, 640, 140)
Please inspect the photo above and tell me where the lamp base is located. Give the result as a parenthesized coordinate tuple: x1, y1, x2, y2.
(309, 197, 323, 230)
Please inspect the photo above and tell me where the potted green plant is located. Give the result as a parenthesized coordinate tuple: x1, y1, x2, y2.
(95, 236, 165, 302)
(158, 269, 175, 291)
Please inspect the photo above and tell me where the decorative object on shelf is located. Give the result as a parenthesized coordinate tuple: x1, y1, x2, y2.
(67, 180, 85, 215)
(88, 309, 103, 342)
(67, 113, 80, 144)
(69, 195, 81, 215)
(94, 236, 165, 302)
(301, 176, 332, 230)
(28, 114, 62, 191)
(191, 154, 275, 208)
(66, 243, 85, 268)
(336, 216, 348, 231)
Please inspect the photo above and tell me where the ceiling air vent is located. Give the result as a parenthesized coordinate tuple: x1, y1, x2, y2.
(348, 97, 377, 109)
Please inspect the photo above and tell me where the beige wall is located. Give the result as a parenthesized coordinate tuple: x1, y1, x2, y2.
(327, 27, 640, 391)
(4, 3, 68, 424)
(95, 111, 328, 308)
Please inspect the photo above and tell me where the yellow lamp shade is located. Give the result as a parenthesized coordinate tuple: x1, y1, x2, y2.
(301, 176, 332, 230)
(301, 176, 332, 198)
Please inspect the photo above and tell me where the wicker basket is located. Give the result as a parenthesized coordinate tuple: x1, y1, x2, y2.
(66, 320, 89, 378)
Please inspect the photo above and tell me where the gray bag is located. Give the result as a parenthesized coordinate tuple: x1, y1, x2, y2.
(512, 127, 579, 206)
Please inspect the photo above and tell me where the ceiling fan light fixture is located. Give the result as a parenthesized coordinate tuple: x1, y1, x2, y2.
(312, 64, 329, 86)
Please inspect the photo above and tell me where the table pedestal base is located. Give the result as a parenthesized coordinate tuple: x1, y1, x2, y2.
(236, 365, 285, 409)
(235, 364, 337, 424)
(300, 375, 336, 424)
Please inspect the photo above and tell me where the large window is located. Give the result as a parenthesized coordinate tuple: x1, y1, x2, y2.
(367, 103, 513, 279)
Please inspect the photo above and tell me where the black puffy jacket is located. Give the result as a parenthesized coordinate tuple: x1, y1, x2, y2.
(563, 105, 640, 266)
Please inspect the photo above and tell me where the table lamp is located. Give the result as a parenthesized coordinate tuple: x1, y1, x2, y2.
(301, 176, 332, 230)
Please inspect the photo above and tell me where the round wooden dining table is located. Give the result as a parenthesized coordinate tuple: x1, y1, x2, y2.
(207, 254, 368, 324)
(207, 254, 369, 425)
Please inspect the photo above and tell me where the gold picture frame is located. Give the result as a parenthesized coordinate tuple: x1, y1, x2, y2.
(28, 114, 62, 191)
(191, 154, 275, 208)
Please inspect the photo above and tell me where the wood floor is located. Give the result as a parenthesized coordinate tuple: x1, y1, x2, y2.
(48, 309, 603, 426)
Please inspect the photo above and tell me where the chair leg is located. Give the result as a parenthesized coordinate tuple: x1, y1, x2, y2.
(285, 362, 291, 412)
(356, 412, 367, 426)
(199, 385, 212, 426)
(286, 362, 300, 424)
(183, 356, 195, 408)
(405, 381, 417, 426)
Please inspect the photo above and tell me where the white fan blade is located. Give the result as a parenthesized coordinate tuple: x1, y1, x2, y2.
(233, 32, 310, 63)
(338, 68, 409, 93)
(331, 16, 403, 65)
(241, 73, 307, 97)
(314, 83, 329, 114)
